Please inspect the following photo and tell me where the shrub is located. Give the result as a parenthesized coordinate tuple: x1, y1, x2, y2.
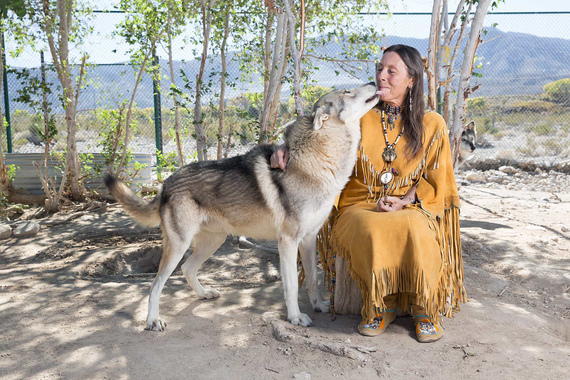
(543, 78, 570, 105)
(466, 97, 486, 114)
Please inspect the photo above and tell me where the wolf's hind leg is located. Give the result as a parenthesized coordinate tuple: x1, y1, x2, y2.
(299, 233, 329, 313)
(146, 232, 193, 331)
(181, 232, 226, 299)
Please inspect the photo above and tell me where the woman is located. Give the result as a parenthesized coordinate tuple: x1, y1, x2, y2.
(272, 44, 465, 343)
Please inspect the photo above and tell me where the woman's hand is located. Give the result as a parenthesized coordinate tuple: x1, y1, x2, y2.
(376, 196, 408, 212)
(270, 144, 290, 171)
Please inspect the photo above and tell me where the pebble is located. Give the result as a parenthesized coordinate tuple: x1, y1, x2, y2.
(12, 221, 40, 237)
(499, 165, 517, 174)
(0, 224, 12, 239)
(465, 172, 487, 182)
(293, 372, 311, 379)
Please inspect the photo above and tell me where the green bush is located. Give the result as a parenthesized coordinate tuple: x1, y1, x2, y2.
(543, 78, 570, 105)
(466, 97, 486, 114)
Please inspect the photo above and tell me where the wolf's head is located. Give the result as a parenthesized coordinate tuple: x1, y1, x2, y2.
(310, 82, 378, 130)
(457, 121, 476, 166)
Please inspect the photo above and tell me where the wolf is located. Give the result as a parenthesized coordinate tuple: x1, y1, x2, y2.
(104, 83, 380, 331)
(457, 121, 476, 166)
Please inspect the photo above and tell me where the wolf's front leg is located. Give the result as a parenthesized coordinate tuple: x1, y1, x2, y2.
(278, 236, 312, 327)
(299, 233, 330, 313)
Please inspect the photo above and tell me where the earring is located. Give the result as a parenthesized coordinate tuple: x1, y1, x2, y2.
(409, 90, 413, 113)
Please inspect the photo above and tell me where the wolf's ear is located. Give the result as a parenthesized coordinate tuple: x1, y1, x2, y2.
(465, 121, 475, 130)
(312, 108, 329, 130)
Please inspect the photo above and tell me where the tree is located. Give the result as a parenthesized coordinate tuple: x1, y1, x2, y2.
(164, 0, 192, 166)
(193, 0, 217, 161)
(449, 0, 494, 166)
(425, 0, 502, 166)
(114, 0, 168, 174)
(0, 0, 27, 198)
(32, 0, 93, 207)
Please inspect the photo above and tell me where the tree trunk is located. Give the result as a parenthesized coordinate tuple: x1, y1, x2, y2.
(117, 39, 160, 175)
(167, 9, 184, 166)
(283, 0, 305, 117)
(0, 25, 8, 196)
(217, 7, 230, 159)
(259, 12, 288, 144)
(450, 0, 493, 166)
(42, 0, 84, 203)
(194, 0, 216, 161)
(442, 0, 471, 124)
(426, 0, 442, 111)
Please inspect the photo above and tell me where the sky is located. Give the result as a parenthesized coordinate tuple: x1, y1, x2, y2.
(5, 0, 570, 67)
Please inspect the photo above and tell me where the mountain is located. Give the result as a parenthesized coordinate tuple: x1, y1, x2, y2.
(5, 28, 570, 113)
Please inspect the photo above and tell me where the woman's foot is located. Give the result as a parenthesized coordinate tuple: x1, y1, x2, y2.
(414, 315, 444, 343)
(358, 309, 396, 336)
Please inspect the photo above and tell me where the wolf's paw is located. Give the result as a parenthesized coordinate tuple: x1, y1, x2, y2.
(289, 313, 313, 327)
(145, 318, 167, 332)
(197, 288, 220, 299)
(313, 301, 330, 313)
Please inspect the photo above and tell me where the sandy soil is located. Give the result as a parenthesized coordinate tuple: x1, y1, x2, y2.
(1, 179, 569, 380)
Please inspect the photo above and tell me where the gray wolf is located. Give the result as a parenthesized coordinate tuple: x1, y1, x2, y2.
(103, 83, 379, 331)
(457, 121, 476, 166)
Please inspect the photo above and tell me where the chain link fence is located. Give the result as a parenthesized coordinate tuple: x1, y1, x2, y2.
(2, 11, 570, 169)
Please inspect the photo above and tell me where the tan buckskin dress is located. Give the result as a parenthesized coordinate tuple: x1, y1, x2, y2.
(319, 108, 466, 324)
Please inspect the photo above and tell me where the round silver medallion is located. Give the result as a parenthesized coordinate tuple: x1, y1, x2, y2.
(380, 171, 394, 185)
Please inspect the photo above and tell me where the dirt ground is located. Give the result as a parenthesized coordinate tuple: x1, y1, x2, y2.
(1, 177, 569, 379)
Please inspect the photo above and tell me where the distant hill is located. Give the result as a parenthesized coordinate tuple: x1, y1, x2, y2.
(5, 28, 570, 112)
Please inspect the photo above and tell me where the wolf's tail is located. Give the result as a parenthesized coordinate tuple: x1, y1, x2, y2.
(103, 173, 161, 228)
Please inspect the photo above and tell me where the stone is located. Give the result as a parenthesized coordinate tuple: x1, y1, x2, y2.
(12, 221, 41, 237)
(293, 372, 311, 380)
(465, 173, 487, 182)
(0, 224, 12, 239)
(499, 165, 516, 174)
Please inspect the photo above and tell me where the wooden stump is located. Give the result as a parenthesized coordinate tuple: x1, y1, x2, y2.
(333, 255, 363, 315)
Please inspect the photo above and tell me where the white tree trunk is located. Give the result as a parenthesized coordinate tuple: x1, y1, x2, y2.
(440, 0, 468, 124)
(194, 0, 217, 161)
(283, 0, 305, 117)
(259, 12, 288, 144)
(450, 0, 493, 165)
(167, 10, 184, 166)
(426, 0, 442, 111)
(217, 8, 230, 159)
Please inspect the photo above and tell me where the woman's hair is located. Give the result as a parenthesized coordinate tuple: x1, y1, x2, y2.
(382, 44, 425, 160)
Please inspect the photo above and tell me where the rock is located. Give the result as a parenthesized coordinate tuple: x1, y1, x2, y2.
(562, 226, 569, 233)
(0, 224, 12, 239)
(12, 221, 41, 237)
(465, 173, 487, 182)
(540, 197, 550, 202)
(499, 165, 516, 174)
(293, 372, 311, 379)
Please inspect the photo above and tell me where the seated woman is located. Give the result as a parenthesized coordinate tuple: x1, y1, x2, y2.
(272, 44, 466, 343)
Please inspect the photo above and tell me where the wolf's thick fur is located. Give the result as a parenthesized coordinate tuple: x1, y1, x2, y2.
(104, 83, 379, 331)
(457, 121, 476, 166)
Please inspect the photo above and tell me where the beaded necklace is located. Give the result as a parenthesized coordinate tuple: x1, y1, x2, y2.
(378, 109, 404, 202)
(374, 103, 402, 130)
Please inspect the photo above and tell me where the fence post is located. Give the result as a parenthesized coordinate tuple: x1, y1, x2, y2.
(1, 32, 12, 153)
(152, 49, 162, 154)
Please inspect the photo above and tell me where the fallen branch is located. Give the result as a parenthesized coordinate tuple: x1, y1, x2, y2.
(265, 315, 378, 362)
(239, 236, 279, 255)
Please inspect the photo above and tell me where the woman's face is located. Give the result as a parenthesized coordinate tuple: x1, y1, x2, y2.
(376, 51, 414, 108)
